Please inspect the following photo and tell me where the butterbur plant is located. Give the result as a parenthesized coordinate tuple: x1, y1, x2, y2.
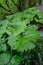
(0, 7, 43, 65)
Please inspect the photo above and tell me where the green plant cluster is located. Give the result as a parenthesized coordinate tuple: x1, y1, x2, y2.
(0, 7, 43, 65)
(0, 0, 42, 20)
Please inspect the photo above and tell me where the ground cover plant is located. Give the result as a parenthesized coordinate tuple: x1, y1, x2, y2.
(0, 7, 43, 65)
(0, 0, 42, 20)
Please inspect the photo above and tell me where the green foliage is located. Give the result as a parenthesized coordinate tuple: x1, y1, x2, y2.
(8, 55, 22, 65)
(0, 7, 43, 65)
(0, 0, 18, 20)
(0, 0, 42, 20)
(0, 52, 22, 65)
(0, 52, 11, 65)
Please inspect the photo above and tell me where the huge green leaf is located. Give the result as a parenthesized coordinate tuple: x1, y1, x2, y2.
(8, 25, 40, 52)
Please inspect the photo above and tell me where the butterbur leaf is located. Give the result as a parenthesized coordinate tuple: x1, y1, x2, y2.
(0, 20, 9, 34)
(15, 39, 35, 52)
(8, 35, 35, 52)
(24, 26, 40, 42)
(0, 44, 7, 51)
(0, 52, 11, 65)
(0, 7, 42, 53)
(6, 7, 43, 24)
(8, 55, 22, 65)
(8, 26, 39, 52)
(0, 7, 43, 65)
(8, 20, 28, 36)
(8, 34, 19, 49)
